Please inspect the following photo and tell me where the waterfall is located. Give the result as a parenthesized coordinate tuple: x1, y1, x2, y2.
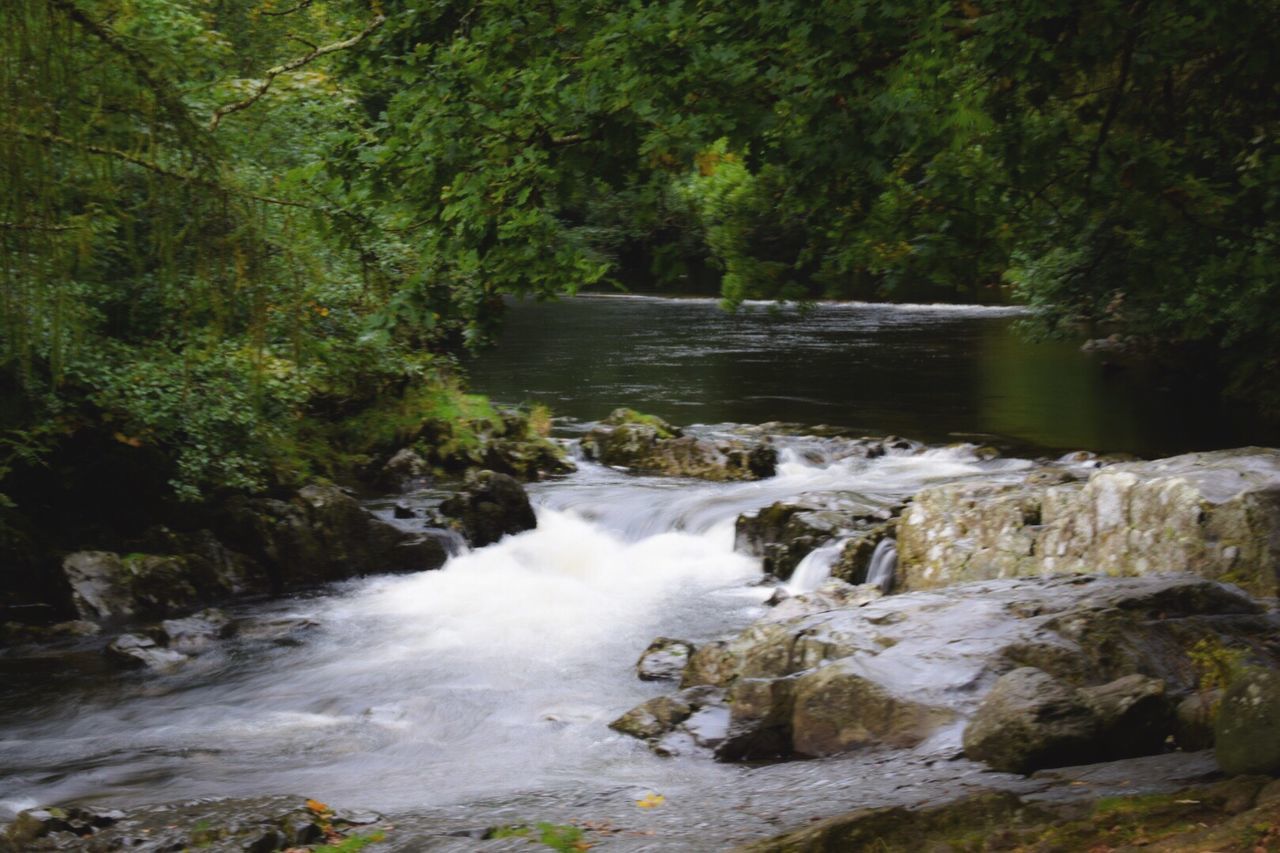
(786, 541, 845, 593)
(865, 538, 898, 593)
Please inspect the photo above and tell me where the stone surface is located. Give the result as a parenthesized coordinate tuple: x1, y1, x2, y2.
(1215, 668, 1280, 775)
(962, 668, 1100, 774)
(106, 633, 189, 670)
(437, 470, 537, 547)
(581, 418, 776, 481)
(790, 660, 955, 756)
(635, 637, 695, 681)
(158, 609, 235, 654)
(897, 448, 1280, 597)
(614, 574, 1278, 766)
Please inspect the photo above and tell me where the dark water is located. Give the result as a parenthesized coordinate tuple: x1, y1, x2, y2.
(467, 295, 1271, 457)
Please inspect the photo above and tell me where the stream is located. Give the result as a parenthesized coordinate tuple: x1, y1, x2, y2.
(0, 296, 1266, 849)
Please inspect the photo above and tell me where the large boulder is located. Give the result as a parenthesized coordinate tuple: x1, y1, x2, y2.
(897, 448, 1280, 597)
(62, 550, 246, 623)
(437, 470, 537, 547)
(961, 668, 1175, 774)
(961, 668, 1100, 774)
(789, 660, 955, 757)
(1215, 668, 1280, 775)
(219, 482, 449, 590)
(581, 410, 776, 481)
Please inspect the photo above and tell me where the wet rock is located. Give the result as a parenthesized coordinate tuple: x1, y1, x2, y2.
(636, 637, 695, 681)
(790, 660, 955, 756)
(1174, 690, 1220, 751)
(609, 685, 724, 751)
(237, 616, 320, 646)
(3, 805, 124, 847)
(158, 608, 234, 654)
(897, 448, 1280, 597)
(62, 550, 242, 623)
(610, 694, 695, 740)
(624, 575, 1278, 767)
(715, 676, 797, 761)
(734, 502, 891, 580)
(962, 667, 1100, 774)
(437, 470, 537, 547)
(219, 481, 447, 590)
(106, 633, 188, 670)
(681, 639, 740, 689)
(381, 447, 431, 489)
(1080, 673, 1175, 760)
(1215, 668, 1280, 775)
(392, 502, 417, 519)
(581, 414, 775, 481)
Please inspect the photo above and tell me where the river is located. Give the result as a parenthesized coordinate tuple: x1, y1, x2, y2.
(0, 296, 1267, 849)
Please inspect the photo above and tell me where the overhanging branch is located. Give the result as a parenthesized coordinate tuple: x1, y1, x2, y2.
(208, 14, 386, 131)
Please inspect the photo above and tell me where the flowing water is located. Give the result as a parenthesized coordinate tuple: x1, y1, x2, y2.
(0, 296, 1269, 848)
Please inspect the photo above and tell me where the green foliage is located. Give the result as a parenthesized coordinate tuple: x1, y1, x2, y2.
(489, 822, 588, 852)
(3, 0, 1277, 521)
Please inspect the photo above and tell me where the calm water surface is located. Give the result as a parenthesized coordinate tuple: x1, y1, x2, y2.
(468, 295, 1272, 456)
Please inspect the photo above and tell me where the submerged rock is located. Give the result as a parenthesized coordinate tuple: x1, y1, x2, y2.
(159, 609, 235, 654)
(897, 447, 1280, 597)
(437, 470, 537, 547)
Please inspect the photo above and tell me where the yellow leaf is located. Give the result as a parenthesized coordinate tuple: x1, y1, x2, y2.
(636, 793, 665, 809)
(305, 799, 330, 814)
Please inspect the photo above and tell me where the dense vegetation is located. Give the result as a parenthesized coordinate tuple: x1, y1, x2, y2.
(2, 0, 1278, 533)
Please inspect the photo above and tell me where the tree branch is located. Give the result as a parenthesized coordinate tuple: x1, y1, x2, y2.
(3, 125, 312, 209)
(208, 14, 386, 131)
(48, 0, 210, 152)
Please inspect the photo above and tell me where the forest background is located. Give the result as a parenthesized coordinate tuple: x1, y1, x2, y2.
(2, 0, 1277, 559)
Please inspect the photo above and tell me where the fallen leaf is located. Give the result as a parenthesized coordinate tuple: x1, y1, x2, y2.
(636, 793, 665, 809)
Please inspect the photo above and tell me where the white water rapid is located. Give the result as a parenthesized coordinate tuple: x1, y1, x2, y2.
(0, 432, 1039, 845)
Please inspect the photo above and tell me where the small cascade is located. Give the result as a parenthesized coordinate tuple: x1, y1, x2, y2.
(786, 541, 845, 593)
(865, 538, 898, 593)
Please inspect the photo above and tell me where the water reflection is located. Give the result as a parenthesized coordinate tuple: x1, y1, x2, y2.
(468, 295, 1271, 456)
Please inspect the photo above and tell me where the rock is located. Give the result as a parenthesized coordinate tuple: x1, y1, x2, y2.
(392, 502, 416, 519)
(106, 633, 188, 670)
(609, 686, 724, 750)
(218, 482, 448, 590)
(382, 447, 431, 489)
(437, 470, 537, 547)
(581, 415, 775, 481)
(62, 551, 136, 621)
(790, 660, 954, 756)
(734, 502, 891, 580)
(623, 575, 1277, 766)
(1174, 690, 1220, 751)
(962, 667, 1100, 774)
(1080, 673, 1174, 759)
(897, 448, 1280, 597)
(62, 550, 243, 623)
(715, 676, 797, 761)
(159, 608, 234, 654)
(609, 694, 695, 741)
(1215, 668, 1280, 775)
(636, 637, 694, 681)
(681, 640, 740, 689)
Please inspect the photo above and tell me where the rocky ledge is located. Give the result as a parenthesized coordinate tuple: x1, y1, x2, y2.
(611, 574, 1280, 775)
